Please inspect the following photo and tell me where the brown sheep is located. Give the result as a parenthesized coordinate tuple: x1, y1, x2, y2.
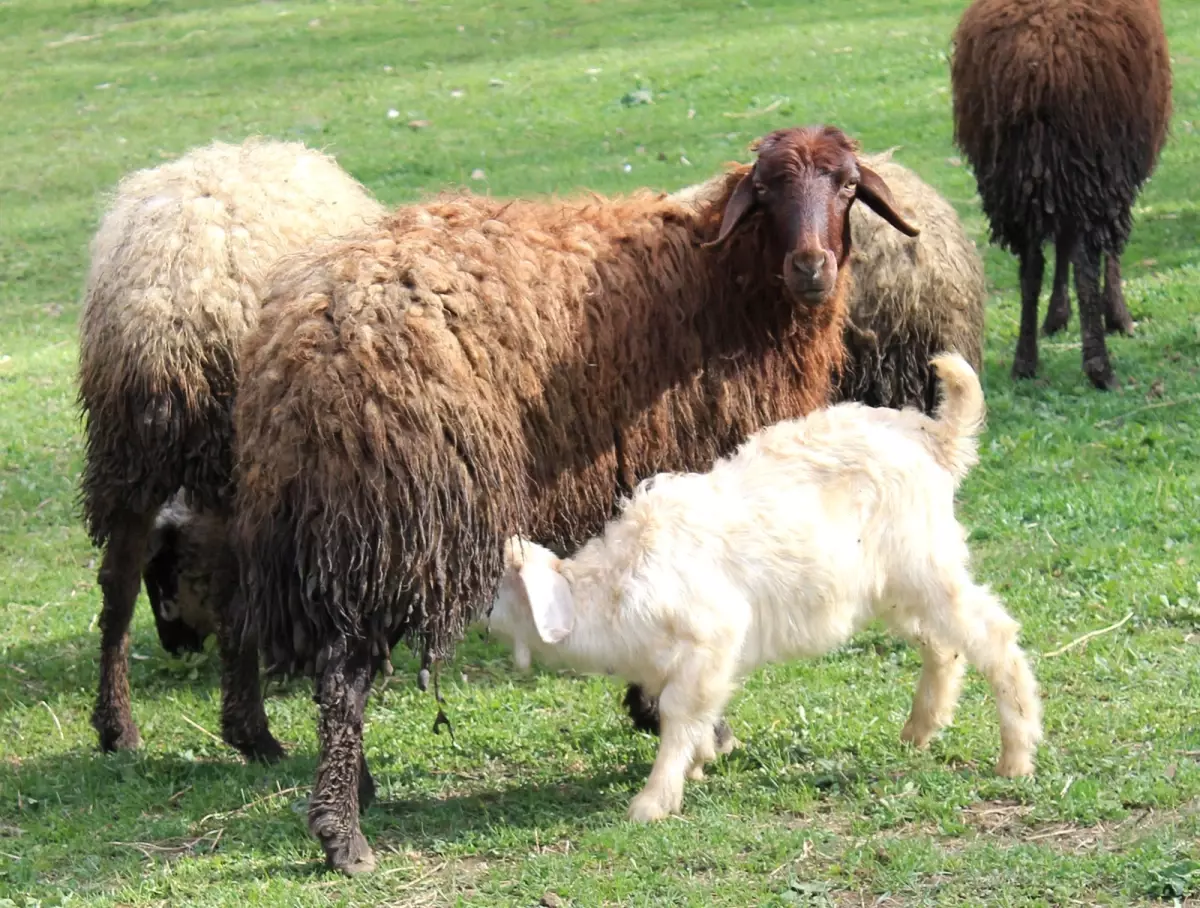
(230, 125, 919, 874)
(671, 148, 986, 413)
(950, 0, 1172, 389)
(78, 138, 384, 759)
(626, 150, 986, 741)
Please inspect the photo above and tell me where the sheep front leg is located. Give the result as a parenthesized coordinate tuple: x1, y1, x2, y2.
(92, 509, 156, 752)
(309, 635, 377, 875)
(217, 588, 285, 763)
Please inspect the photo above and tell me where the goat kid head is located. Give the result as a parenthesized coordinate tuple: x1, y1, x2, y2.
(488, 536, 575, 671)
(708, 125, 920, 303)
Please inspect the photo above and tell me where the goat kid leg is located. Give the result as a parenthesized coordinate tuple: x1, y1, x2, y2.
(217, 587, 285, 763)
(1103, 252, 1135, 336)
(628, 652, 734, 821)
(628, 711, 709, 822)
(1042, 236, 1072, 336)
(934, 583, 1042, 777)
(92, 509, 156, 752)
(1012, 242, 1045, 380)
(309, 635, 377, 875)
(622, 682, 735, 757)
(1074, 240, 1117, 390)
(898, 635, 966, 748)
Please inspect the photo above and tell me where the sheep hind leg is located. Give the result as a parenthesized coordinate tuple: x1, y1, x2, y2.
(1011, 242, 1045, 380)
(217, 588, 285, 764)
(1042, 236, 1072, 336)
(1103, 253, 1135, 336)
(928, 581, 1042, 777)
(1074, 240, 1117, 390)
(308, 634, 378, 875)
(898, 634, 966, 749)
(91, 509, 157, 753)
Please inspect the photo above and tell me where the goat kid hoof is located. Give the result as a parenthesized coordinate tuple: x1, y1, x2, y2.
(899, 722, 933, 749)
(322, 832, 377, 876)
(686, 766, 706, 782)
(627, 796, 673, 823)
(995, 754, 1035, 778)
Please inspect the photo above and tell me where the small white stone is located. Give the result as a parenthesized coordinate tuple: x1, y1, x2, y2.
(471, 168, 486, 180)
(387, 108, 400, 119)
(622, 163, 633, 173)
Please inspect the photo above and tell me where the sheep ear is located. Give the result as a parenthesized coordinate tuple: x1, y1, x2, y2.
(855, 165, 920, 237)
(703, 171, 757, 248)
(518, 561, 575, 644)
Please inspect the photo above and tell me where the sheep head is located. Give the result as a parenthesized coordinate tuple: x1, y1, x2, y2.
(708, 125, 920, 304)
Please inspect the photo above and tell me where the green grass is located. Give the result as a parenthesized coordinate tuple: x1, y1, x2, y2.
(2, 0, 1199, 904)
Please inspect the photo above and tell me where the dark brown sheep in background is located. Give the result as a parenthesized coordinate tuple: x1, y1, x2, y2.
(78, 138, 384, 759)
(230, 125, 919, 874)
(950, 0, 1172, 389)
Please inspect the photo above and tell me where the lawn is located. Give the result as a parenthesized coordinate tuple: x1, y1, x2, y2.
(1, 0, 1198, 905)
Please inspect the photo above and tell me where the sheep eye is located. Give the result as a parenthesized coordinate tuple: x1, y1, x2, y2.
(753, 182, 768, 198)
(842, 179, 859, 195)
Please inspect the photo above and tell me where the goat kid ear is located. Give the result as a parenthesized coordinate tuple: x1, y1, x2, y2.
(703, 171, 757, 249)
(855, 165, 921, 237)
(518, 560, 575, 644)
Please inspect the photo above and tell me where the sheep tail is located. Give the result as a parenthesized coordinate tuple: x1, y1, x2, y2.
(928, 352, 985, 483)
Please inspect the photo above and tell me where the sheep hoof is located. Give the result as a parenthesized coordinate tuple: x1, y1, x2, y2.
(687, 765, 706, 781)
(627, 794, 672, 823)
(1010, 357, 1038, 381)
(1083, 358, 1116, 391)
(93, 707, 142, 753)
(96, 722, 142, 753)
(1105, 314, 1135, 336)
(322, 831, 377, 876)
(995, 753, 1035, 778)
(228, 731, 287, 765)
(1041, 310, 1069, 337)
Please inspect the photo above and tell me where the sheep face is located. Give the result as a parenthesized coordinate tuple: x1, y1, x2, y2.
(709, 126, 920, 304)
(142, 495, 223, 654)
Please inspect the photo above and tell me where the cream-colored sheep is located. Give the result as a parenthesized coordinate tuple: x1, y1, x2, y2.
(79, 137, 385, 758)
(488, 354, 1041, 823)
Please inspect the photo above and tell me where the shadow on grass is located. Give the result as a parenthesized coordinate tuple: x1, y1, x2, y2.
(0, 738, 649, 888)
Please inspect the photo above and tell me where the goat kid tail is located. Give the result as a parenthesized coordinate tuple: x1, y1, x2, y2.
(929, 352, 985, 484)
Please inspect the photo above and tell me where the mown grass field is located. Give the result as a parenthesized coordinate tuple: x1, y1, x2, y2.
(1, 1, 1198, 904)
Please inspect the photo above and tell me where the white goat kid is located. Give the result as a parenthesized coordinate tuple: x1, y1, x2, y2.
(487, 354, 1042, 823)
